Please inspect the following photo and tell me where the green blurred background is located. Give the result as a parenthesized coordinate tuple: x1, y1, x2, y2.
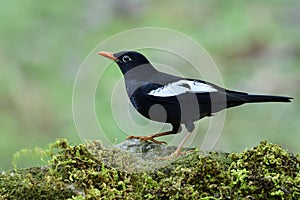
(1, 1, 299, 170)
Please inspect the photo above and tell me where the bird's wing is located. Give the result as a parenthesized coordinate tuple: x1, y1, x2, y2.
(140, 79, 248, 106)
(147, 80, 218, 97)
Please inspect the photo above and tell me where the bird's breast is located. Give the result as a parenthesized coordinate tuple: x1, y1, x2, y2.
(129, 95, 141, 111)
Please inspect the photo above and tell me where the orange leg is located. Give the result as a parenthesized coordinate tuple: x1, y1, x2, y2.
(127, 131, 175, 144)
(127, 124, 181, 145)
(158, 131, 193, 160)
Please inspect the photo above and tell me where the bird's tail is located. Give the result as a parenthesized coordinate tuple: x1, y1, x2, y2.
(246, 94, 293, 103)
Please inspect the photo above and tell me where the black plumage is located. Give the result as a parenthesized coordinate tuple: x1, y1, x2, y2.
(99, 51, 293, 158)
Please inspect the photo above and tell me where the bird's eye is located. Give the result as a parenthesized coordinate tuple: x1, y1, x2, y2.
(122, 55, 132, 63)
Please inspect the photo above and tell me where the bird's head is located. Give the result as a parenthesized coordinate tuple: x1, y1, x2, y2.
(98, 51, 155, 75)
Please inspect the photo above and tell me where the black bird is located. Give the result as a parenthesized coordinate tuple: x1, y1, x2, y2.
(99, 51, 293, 158)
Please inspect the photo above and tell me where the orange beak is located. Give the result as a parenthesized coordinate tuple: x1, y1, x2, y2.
(98, 51, 117, 61)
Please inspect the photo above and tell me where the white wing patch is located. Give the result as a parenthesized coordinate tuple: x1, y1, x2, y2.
(148, 80, 218, 97)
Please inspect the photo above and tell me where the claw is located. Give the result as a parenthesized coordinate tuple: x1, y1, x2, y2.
(126, 135, 167, 145)
(157, 149, 190, 160)
(157, 152, 179, 160)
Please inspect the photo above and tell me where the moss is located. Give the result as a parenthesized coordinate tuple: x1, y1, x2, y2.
(0, 139, 299, 199)
(228, 140, 300, 199)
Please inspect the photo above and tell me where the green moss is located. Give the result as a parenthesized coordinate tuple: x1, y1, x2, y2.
(228, 140, 300, 199)
(0, 139, 299, 199)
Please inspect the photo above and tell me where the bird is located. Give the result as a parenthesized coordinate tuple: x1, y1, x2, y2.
(98, 50, 293, 158)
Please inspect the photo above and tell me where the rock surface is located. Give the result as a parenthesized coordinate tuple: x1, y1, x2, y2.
(1, 139, 299, 199)
(92, 138, 194, 173)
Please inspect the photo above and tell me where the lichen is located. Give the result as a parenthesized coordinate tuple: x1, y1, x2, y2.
(0, 139, 299, 199)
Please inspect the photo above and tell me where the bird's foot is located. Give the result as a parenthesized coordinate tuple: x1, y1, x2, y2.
(126, 135, 167, 145)
(157, 149, 188, 160)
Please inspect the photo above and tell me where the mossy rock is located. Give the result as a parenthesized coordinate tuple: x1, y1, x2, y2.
(0, 138, 299, 199)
